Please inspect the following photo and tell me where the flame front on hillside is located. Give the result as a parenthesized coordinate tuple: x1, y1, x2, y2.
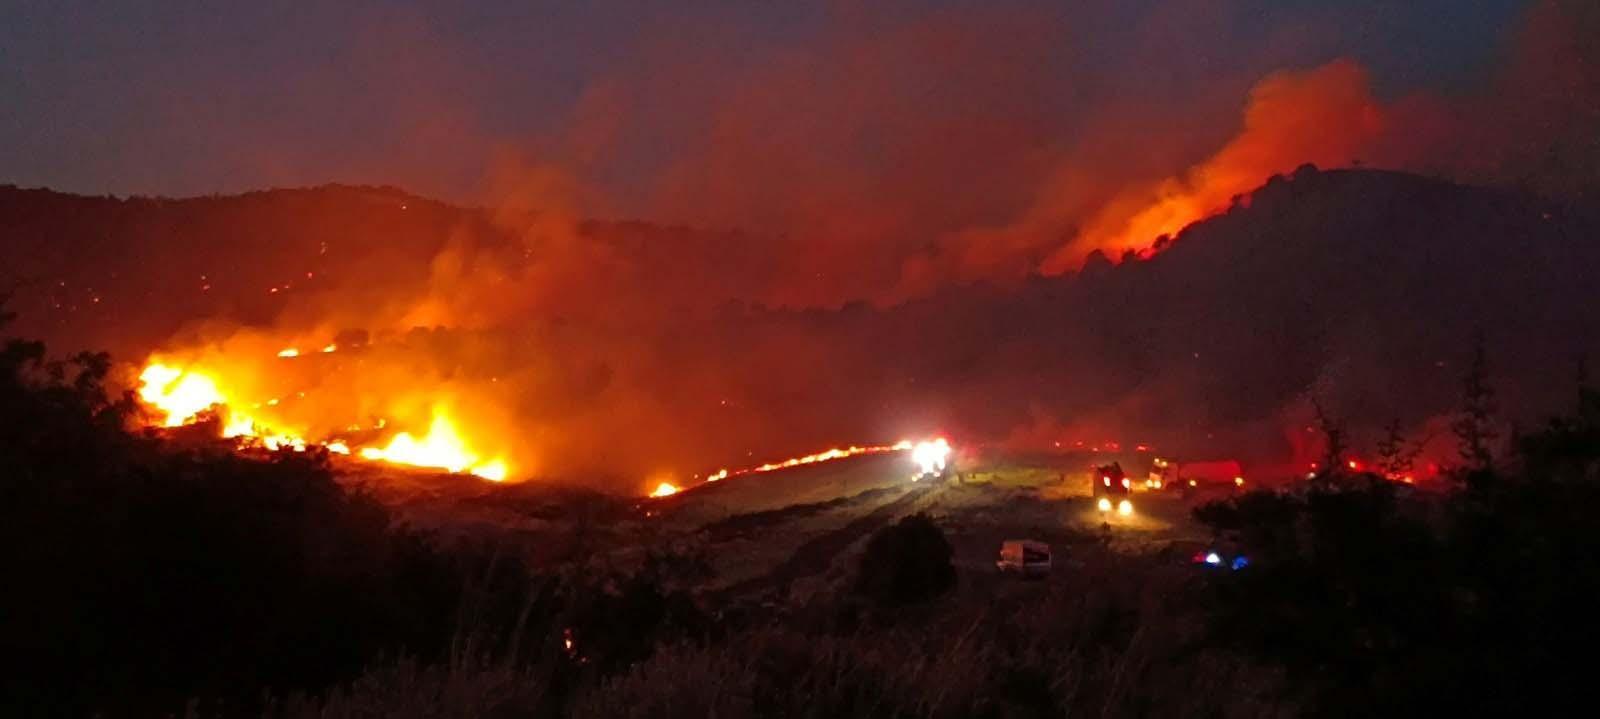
(653, 437, 951, 497)
(136, 356, 510, 481)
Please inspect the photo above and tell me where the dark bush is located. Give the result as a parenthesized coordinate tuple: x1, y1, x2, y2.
(0, 327, 468, 716)
(1194, 395, 1600, 716)
(854, 513, 956, 606)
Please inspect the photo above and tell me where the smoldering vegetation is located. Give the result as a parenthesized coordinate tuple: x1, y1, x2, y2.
(4, 166, 1597, 489)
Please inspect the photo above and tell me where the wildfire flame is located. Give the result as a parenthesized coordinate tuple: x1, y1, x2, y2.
(138, 363, 226, 427)
(649, 482, 680, 498)
(135, 357, 509, 481)
(357, 414, 508, 481)
(655, 438, 951, 496)
(745, 440, 914, 475)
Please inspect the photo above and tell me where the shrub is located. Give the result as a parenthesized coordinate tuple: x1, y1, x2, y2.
(0, 328, 467, 716)
(854, 513, 956, 607)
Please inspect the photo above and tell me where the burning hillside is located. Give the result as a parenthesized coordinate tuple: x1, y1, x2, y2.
(133, 318, 957, 491)
(79, 167, 1593, 491)
(3, 0, 1596, 489)
(138, 355, 509, 480)
(135, 326, 517, 482)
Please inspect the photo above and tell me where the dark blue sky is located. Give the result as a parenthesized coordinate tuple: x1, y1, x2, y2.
(1, 0, 1529, 202)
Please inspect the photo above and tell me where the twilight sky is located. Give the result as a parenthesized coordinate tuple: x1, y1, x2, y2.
(2, 0, 1530, 204)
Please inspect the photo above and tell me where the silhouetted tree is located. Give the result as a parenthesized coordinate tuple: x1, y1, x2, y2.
(1452, 333, 1498, 474)
(1311, 397, 1348, 487)
(1375, 418, 1427, 480)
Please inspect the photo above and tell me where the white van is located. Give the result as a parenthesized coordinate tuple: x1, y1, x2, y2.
(996, 540, 1051, 577)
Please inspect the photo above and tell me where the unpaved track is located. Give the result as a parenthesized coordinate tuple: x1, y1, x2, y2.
(719, 482, 939, 598)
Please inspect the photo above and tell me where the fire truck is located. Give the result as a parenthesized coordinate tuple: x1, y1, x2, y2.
(1093, 462, 1134, 516)
(1148, 458, 1245, 495)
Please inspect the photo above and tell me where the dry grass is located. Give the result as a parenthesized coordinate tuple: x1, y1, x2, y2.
(572, 566, 1290, 718)
(268, 656, 547, 719)
(282, 555, 1291, 719)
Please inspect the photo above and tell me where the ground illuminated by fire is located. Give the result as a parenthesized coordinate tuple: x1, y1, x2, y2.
(137, 348, 951, 494)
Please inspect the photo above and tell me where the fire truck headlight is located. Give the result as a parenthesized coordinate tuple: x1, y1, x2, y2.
(1097, 497, 1112, 512)
(1117, 499, 1133, 516)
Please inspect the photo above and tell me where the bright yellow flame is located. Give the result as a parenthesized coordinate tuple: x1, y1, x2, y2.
(357, 413, 507, 481)
(705, 469, 728, 482)
(140, 360, 313, 451)
(136, 356, 507, 482)
(138, 363, 225, 427)
(473, 461, 509, 482)
(321, 344, 337, 353)
(277, 348, 300, 358)
(222, 415, 258, 438)
(649, 482, 679, 498)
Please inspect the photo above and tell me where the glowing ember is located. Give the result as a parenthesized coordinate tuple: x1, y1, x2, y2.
(276, 348, 300, 358)
(649, 482, 679, 498)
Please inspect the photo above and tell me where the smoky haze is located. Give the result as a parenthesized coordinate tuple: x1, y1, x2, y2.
(1, 1, 1596, 492)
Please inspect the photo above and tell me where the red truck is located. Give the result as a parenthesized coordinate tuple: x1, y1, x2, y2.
(1148, 458, 1246, 495)
(1093, 462, 1134, 516)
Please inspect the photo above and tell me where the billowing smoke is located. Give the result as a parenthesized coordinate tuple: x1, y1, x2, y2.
(5, 1, 1597, 493)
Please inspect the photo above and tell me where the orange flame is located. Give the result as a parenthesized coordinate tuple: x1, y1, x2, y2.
(648, 482, 679, 498)
(1042, 59, 1385, 272)
(135, 356, 510, 481)
(672, 438, 947, 494)
(743, 440, 914, 475)
(357, 414, 508, 481)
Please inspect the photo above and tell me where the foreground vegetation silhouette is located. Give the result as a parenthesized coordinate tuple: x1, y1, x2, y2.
(5, 304, 1599, 716)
